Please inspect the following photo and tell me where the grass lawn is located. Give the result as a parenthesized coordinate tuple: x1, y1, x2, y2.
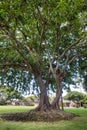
(0, 105, 34, 114)
(0, 106, 87, 130)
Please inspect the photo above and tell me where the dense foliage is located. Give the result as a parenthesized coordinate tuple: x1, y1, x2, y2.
(0, 86, 23, 100)
(64, 91, 84, 101)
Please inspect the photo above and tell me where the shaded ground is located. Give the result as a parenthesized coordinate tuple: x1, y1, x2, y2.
(0, 109, 78, 122)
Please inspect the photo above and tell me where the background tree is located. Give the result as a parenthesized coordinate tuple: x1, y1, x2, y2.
(64, 91, 84, 102)
(0, 86, 23, 100)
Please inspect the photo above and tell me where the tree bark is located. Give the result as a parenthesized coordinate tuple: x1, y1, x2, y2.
(35, 75, 51, 111)
(51, 85, 62, 109)
(51, 72, 63, 109)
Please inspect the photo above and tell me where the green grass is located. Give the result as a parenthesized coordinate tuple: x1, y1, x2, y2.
(65, 107, 87, 115)
(0, 105, 33, 114)
(0, 106, 87, 130)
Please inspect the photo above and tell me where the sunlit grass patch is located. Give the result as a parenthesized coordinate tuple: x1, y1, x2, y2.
(65, 107, 87, 115)
(0, 105, 34, 114)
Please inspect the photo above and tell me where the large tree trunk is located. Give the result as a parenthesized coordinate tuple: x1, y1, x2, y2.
(51, 72, 63, 109)
(35, 75, 51, 111)
(51, 84, 62, 109)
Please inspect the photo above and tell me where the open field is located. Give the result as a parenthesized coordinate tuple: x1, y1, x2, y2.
(0, 106, 87, 130)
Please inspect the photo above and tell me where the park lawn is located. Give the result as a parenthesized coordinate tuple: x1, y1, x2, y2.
(0, 106, 87, 130)
(65, 107, 87, 115)
(0, 105, 34, 114)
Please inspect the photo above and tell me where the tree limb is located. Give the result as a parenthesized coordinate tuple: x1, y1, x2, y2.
(60, 36, 84, 60)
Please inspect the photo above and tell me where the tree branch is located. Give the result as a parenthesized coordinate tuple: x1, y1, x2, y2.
(60, 36, 84, 60)
(0, 63, 29, 71)
(67, 55, 78, 65)
(0, 25, 33, 72)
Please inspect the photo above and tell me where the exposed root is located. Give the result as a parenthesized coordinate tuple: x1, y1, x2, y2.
(0, 109, 79, 122)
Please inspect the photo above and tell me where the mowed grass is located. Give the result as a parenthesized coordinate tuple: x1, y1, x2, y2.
(0, 106, 87, 130)
(0, 105, 34, 114)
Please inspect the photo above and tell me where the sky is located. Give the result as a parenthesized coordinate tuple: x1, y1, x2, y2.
(63, 83, 87, 96)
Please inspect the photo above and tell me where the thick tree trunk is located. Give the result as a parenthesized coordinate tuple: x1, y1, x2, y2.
(51, 73, 62, 109)
(51, 86, 62, 109)
(35, 75, 51, 111)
